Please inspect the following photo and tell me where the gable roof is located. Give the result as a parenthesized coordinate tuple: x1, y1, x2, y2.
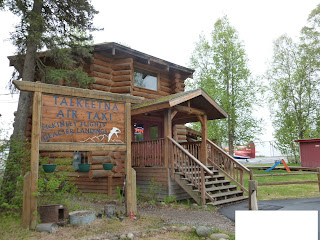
(131, 89, 227, 123)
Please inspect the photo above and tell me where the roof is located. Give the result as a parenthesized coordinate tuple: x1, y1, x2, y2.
(295, 139, 320, 143)
(8, 42, 194, 79)
(93, 42, 194, 78)
(131, 89, 227, 124)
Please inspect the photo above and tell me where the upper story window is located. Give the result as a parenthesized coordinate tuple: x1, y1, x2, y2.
(134, 68, 158, 91)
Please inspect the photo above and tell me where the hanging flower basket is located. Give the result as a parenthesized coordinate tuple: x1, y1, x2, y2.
(78, 163, 91, 172)
(42, 164, 57, 173)
(102, 163, 114, 170)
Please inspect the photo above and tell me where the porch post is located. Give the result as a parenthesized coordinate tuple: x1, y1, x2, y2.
(200, 114, 208, 165)
(164, 108, 172, 168)
(125, 102, 136, 215)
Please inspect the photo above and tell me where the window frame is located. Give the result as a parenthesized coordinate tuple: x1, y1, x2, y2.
(133, 67, 159, 92)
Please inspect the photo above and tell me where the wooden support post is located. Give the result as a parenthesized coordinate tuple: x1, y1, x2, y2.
(131, 168, 137, 213)
(22, 172, 31, 228)
(30, 91, 42, 229)
(201, 167, 206, 205)
(125, 102, 135, 215)
(249, 180, 258, 210)
(317, 167, 320, 192)
(200, 115, 207, 165)
(164, 109, 172, 168)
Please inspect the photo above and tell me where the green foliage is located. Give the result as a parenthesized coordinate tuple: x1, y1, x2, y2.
(37, 158, 79, 205)
(148, 178, 162, 203)
(267, 9, 320, 162)
(116, 186, 123, 203)
(0, 136, 30, 215)
(164, 195, 177, 205)
(189, 15, 262, 153)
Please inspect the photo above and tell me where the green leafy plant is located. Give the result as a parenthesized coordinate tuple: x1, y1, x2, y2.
(0, 136, 30, 215)
(37, 157, 79, 205)
(164, 195, 177, 205)
(117, 186, 123, 203)
(147, 178, 162, 203)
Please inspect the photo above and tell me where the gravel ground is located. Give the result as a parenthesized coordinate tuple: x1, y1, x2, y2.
(138, 206, 235, 234)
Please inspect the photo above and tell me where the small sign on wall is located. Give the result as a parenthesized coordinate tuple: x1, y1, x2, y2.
(41, 94, 125, 143)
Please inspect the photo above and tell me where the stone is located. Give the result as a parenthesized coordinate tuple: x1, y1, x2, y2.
(119, 234, 127, 239)
(127, 233, 134, 239)
(162, 226, 167, 231)
(170, 226, 177, 231)
(177, 226, 188, 232)
(196, 226, 211, 237)
(210, 233, 230, 240)
(160, 202, 166, 206)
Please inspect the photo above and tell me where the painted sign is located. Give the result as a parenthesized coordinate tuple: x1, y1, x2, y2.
(41, 94, 125, 143)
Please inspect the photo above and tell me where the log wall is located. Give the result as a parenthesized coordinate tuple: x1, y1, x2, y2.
(134, 167, 191, 201)
(26, 53, 188, 196)
(173, 124, 187, 143)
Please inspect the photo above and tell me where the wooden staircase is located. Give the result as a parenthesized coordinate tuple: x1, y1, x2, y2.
(168, 137, 251, 206)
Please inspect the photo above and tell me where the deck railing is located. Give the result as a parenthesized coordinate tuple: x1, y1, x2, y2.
(168, 136, 215, 205)
(206, 139, 251, 193)
(180, 141, 201, 159)
(132, 138, 164, 167)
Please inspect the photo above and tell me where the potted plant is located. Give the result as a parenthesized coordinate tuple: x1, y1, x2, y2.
(78, 163, 91, 172)
(41, 157, 57, 173)
(102, 163, 114, 170)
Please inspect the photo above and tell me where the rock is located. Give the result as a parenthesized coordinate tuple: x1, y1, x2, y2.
(196, 226, 211, 237)
(192, 203, 198, 209)
(201, 205, 208, 209)
(119, 234, 127, 239)
(177, 226, 188, 232)
(210, 233, 230, 240)
(160, 202, 166, 206)
(127, 233, 134, 239)
(150, 229, 159, 233)
(170, 226, 177, 231)
(111, 237, 119, 240)
(162, 226, 167, 231)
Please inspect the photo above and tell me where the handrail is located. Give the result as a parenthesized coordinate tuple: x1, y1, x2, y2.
(168, 136, 213, 204)
(206, 139, 251, 173)
(206, 139, 251, 193)
(168, 137, 212, 174)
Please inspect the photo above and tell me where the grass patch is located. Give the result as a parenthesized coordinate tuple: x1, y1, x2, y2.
(0, 215, 31, 240)
(243, 169, 319, 200)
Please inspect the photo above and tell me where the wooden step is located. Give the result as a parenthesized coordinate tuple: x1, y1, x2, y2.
(192, 185, 237, 192)
(209, 190, 243, 199)
(205, 185, 237, 192)
(207, 195, 248, 206)
(205, 179, 231, 186)
(180, 175, 220, 181)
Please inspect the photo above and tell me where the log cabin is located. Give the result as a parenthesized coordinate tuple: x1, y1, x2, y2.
(9, 42, 252, 206)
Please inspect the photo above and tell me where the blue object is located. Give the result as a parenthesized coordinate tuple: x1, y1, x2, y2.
(265, 161, 281, 172)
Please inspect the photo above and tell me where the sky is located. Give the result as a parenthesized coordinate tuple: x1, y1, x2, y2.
(0, 0, 319, 141)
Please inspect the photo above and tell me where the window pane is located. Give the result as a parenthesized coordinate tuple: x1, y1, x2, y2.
(134, 69, 157, 91)
(150, 126, 159, 140)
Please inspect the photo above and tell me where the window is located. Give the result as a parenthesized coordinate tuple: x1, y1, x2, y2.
(134, 68, 158, 91)
(150, 125, 159, 140)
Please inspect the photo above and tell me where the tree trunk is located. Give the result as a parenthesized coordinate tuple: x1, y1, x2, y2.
(1, 0, 43, 202)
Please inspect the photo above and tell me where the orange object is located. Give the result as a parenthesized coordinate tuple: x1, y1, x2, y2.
(281, 159, 291, 172)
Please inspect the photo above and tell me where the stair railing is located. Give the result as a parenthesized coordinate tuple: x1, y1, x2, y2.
(206, 139, 252, 193)
(168, 136, 215, 205)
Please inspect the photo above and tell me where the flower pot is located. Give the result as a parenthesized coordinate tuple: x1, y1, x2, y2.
(78, 163, 91, 172)
(102, 163, 114, 170)
(42, 164, 57, 173)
